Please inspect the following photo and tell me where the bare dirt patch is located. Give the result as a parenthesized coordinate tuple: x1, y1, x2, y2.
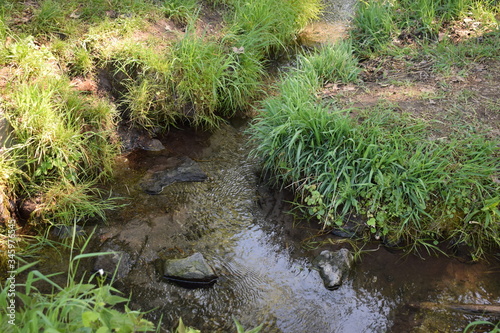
(322, 56, 500, 139)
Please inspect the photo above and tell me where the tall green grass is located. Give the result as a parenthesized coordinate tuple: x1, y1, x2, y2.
(350, 0, 395, 57)
(250, 53, 499, 259)
(3, 76, 120, 226)
(162, 0, 199, 25)
(301, 40, 361, 84)
(6, 79, 118, 183)
(0, 238, 156, 332)
(170, 31, 233, 127)
(226, 0, 322, 59)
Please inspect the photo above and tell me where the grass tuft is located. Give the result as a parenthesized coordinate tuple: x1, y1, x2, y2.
(300, 40, 361, 84)
(250, 53, 500, 259)
(350, 0, 395, 57)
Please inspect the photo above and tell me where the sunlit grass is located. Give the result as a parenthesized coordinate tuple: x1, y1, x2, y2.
(250, 52, 500, 259)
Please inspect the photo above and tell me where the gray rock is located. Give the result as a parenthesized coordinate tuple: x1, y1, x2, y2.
(140, 138, 165, 151)
(118, 125, 162, 152)
(140, 156, 207, 194)
(313, 248, 354, 290)
(94, 246, 133, 280)
(331, 215, 365, 238)
(161, 253, 218, 287)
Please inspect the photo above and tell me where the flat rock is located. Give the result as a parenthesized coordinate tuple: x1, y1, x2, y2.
(93, 242, 134, 280)
(140, 156, 207, 194)
(313, 248, 354, 290)
(161, 252, 218, 288)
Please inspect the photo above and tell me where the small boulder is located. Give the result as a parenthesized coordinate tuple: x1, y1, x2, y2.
(313, 248, 354, 290)
(161, 252, 218, 288)
(140, 156, 207, 194)
(93, 245, 133, 281)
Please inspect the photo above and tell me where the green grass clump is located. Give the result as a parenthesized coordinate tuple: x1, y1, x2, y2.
(26, 0, 72, 36)
(250, 56, 500, 259)
(0, 248, 156, 332)
(4, 77, 120, 226)
(170, 31, 234, 127)
(423, 28, 500, 74)
(351, 0, 499, 59)
(226, 0, 322, 59)
(218, 48, 266, 111)
(350, 0, 395, 57)
(300, 40, 361, 84)
(7, 79, 118, 182)
(397, 0, 472, 37)
(162, 0, 199, 25)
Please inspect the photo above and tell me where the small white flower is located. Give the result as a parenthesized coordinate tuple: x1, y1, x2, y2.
(98, 269, 104, 276)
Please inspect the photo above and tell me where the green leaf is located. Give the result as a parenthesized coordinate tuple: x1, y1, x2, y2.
(245, 323, 264, 333)
(233, 317, 245, 333)
(367, 218, 376, 227)
(44, 329, 62, 333)
(96, 327, 110, 333)
(82, 311, 99, 327)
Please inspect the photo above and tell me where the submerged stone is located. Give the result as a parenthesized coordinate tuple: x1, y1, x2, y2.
(51, 225, 85, 239)
(313, 248, 354, 290)
(140, 156, 207, 194)
(161, 252, 218, 288)
(331, 215, 365, 238)
(118, 125, 164, 152)
(93, 242, 134, 280)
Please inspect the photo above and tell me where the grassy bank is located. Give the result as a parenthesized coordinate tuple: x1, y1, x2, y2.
(250, 0, 500, 259)
(0, 0, 320, 249)
(0, 0, 321, 330)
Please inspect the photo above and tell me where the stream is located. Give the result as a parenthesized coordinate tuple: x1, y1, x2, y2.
(92, 3, 500, 331)
(92, 121, 500, 333)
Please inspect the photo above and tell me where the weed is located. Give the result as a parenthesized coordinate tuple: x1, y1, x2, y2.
(233, 317, 263, 333)
(0, 235, 156, 332)
(464, 320, 500, 333)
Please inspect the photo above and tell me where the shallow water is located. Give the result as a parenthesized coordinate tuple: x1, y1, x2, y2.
(98, 122, 500, 333)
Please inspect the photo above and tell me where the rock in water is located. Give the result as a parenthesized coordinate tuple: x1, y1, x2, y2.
(140, 156, 207, 194)
(313, 248, 354, 290)
(51, 225, 85, 239)
(93, 247, 133, 281)
(161, 253, 218, 288)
